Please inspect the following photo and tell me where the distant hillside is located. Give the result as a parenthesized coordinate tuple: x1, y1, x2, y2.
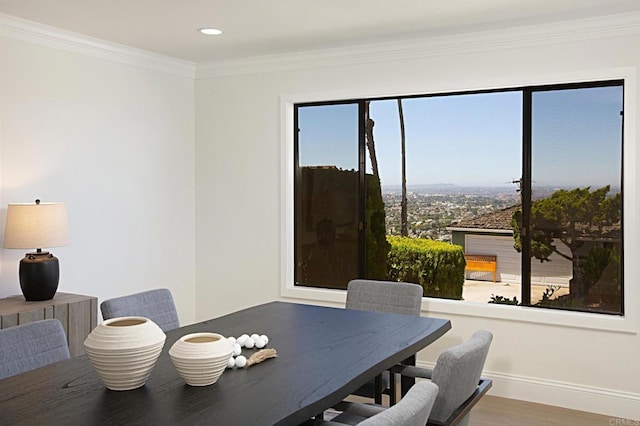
(382, 184, 517, 197)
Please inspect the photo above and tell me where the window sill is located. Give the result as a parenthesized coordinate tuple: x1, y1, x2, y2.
(280, 283, 637, 334)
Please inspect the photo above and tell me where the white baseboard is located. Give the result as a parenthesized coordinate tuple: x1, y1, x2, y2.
(415, 361, 640, 421)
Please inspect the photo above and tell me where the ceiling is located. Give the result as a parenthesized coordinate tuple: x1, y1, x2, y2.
(1, 0, 639, 64)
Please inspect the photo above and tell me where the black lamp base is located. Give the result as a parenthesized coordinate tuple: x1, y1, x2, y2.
(19, 251, 60, 301)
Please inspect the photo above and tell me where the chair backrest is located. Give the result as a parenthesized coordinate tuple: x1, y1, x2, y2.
(429, 330, 493, 423)
(0, 319, 71, 380)
(346, 279, 423, 316)
(100, 288, 180, 332)
(360, 380, 439, 426)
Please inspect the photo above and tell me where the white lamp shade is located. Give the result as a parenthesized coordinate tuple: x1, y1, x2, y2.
(3, 202, 69, 249)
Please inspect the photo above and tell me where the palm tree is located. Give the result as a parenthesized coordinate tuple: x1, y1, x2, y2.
(364, 101, 380, 178)
(397, 99, 408, 237)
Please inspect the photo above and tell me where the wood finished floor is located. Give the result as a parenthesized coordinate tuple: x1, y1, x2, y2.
(471, 395, 633, 426)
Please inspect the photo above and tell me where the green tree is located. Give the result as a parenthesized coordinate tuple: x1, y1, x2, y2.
(512, 186, 621, 299)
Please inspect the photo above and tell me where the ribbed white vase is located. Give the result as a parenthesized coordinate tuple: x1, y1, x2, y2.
(169, 332, 233, 386)
(84, 317, 166, 391)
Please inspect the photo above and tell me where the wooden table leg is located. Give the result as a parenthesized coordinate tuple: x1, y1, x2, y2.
(374, 374, 383, 405)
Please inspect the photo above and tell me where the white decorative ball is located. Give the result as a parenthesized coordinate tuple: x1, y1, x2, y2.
(227, 357, 236, 369)
(244, 338, 255, 349)
(232, 343, 242, 356)
(250, 334, 260, 341)
(260, 335, 269, 345)
(255, 337, 266, 349)
(227, 336, 237, 345)
(235, 355, 247, 368)
(237, 334, 249, 345)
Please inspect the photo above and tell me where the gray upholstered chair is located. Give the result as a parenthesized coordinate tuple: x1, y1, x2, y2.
(392, 330, 493, 426)
(0, 319, 71, 380)
(315, 380, 439, 426)
(346, 279, 423, 403)
(100, 288, 180, 332)
(346, 279, 423, 316)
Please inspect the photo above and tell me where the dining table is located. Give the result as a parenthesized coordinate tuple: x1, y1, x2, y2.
(0, 301, 451, 425)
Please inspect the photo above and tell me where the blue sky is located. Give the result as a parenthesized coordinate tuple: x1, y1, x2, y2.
(298, 103, 359, 171)
(298, 85, 622, 189)
(369, 92, 521, 186)
(532, 86, 623, 188)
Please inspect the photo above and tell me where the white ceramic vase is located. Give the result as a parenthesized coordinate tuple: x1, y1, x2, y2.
(169, 332, 233, 386)
(84, 316, 166, 391)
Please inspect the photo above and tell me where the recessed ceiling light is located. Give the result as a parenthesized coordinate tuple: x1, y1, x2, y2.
(198, 28, 223, 36)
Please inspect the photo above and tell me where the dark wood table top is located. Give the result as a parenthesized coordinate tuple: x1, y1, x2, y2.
(0, 301, 450, 426)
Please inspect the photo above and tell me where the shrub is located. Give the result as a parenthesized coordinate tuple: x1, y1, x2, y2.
(387, 235, 465, 299)
(488, 294, 520, 305)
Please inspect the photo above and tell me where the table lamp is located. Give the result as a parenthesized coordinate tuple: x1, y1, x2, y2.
(3, 199, 69, 301)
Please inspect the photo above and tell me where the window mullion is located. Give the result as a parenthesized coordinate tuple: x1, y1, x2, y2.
(521, 89, 532, 306)
(358, 100, 367, 278)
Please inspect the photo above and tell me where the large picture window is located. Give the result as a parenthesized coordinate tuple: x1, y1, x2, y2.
(294, 80, 624, 315)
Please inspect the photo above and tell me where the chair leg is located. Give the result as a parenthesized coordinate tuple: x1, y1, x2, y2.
(400, 355, 416, 398)
(457, 413, 471, 426)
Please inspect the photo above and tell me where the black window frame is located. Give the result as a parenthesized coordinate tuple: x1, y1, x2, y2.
(293, 79, 624, 316)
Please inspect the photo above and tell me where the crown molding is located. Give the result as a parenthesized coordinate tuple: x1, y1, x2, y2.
(2, 11, 639, 81)
(196, 11, 640, 79)
(0, 13, 196, 79)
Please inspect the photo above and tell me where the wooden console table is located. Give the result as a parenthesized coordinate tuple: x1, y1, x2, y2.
(0, 292, 97, 357)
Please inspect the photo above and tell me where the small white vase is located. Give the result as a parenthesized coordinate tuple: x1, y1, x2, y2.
(84, 316, 166, 391)
(169, 332, 233, 386)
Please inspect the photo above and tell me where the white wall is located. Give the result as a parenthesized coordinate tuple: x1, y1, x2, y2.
(195, 19, 640, 419)
(0, 36, 197, 325)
